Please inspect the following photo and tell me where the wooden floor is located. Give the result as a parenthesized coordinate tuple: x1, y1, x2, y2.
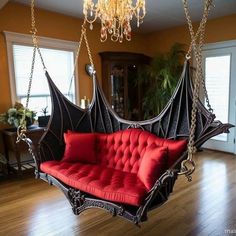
(0, 149, 236, 236)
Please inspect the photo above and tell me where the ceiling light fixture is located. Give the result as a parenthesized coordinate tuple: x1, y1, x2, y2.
(83, 0, 146, 43)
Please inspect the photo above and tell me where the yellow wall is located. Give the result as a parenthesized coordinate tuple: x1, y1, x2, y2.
(146, 13, 236, 56)
(0, 2, 147, 114)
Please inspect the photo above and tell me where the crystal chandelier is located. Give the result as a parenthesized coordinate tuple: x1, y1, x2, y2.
(83, 0, 146, 43)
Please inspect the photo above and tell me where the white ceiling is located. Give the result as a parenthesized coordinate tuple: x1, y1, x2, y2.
(11, 0, 236, 33)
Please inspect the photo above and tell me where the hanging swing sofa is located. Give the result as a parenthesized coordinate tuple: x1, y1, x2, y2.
(18, 0, 234, 225)
(24, 60, 232, 224)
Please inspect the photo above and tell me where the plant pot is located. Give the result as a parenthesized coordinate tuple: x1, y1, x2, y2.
(38, 115, 50, 127)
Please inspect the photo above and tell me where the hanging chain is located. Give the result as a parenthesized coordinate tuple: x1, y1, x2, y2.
(68, 20, 86, 95)
(184, 0, 214, 113)
(68, 20, 96, 95)
(199, 27, 213, 113)
(17, 0, 47, 142)
(178, 0, 213, 180)
(83, 26, 95, 70)
(30, 0, 47, 71)
(16, 46, 37, 142)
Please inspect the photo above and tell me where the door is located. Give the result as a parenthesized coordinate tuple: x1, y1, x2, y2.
(202, 41, 236, 154)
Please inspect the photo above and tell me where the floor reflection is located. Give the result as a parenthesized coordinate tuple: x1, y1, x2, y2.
(196, 152, 230, 235)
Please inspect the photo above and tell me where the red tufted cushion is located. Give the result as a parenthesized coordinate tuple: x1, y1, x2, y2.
(63, 132, 96, 164)
(95, 129, 187, 172)
(40, 161, 148, 206)
(95, 129, 161, 174)
(138, 145, 167, 190)
(153, 137, 187, 167)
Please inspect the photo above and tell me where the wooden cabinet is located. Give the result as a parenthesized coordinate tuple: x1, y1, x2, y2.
(99, 52, 150, 120)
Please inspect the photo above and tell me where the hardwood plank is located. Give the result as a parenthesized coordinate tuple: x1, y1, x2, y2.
(0, 149, 235, 236)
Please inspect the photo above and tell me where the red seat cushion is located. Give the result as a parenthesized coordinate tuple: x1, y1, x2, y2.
(63, 132, 96, 164)
(138, 145, 167, 189)
(40, 161, 148, 206)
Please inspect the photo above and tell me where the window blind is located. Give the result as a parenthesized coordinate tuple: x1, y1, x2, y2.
(13, 44, 75, 115)
(205, 55, 231, 141)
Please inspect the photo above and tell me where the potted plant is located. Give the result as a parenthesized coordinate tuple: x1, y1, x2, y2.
(0, 102, 36, 129)
(137, 43, 186, 119)
(37, 106, 50, 127)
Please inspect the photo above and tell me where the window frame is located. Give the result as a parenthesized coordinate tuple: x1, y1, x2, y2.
(4, 31, 79, 106)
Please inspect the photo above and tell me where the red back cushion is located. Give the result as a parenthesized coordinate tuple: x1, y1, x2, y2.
(62, 132, 96, 163)
(95, 129, 160, 174)
(95, 128, 187, 172)
(154, 137, 187, 167)
(138, 145, 167, 190)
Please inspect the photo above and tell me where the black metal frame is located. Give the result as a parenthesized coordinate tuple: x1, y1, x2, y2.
(24, 60, 233, 224)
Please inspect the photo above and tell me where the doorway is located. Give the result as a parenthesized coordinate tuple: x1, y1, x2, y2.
(202, 40, 236, 154)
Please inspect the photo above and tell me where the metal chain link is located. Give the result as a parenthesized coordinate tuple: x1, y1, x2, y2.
(178, 0, 213, 179)
(83, 25, 95, 72)
(67, 20, 96, 94)
(30, 0, 47, 71)
(68, 20, 86, 95)
(184, 0, 214, 113)
(198, 26, 214, 113)
(17, 0, 46, 142)
(16, 46, 37, 142)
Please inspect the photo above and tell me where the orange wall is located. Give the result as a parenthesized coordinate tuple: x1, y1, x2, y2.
(0, 2, 147, 113)
(146, 13, 236, 56)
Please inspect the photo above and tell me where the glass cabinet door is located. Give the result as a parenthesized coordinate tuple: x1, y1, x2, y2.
(127, 64, 140, 120)
(110, 64, 125, 117)
(100, 52, 150, 121)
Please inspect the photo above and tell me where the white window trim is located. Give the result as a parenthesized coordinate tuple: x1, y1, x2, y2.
(4, 31, 79, 105)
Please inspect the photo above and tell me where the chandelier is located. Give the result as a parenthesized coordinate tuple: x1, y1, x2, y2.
(83, 0, 146, 43)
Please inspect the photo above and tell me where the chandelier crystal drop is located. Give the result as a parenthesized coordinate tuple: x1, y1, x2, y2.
(83, 0, 146, 43)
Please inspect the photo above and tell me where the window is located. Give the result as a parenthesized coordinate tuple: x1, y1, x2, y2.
(5, 31, 79, 116)
(205, 55, 231, 141)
